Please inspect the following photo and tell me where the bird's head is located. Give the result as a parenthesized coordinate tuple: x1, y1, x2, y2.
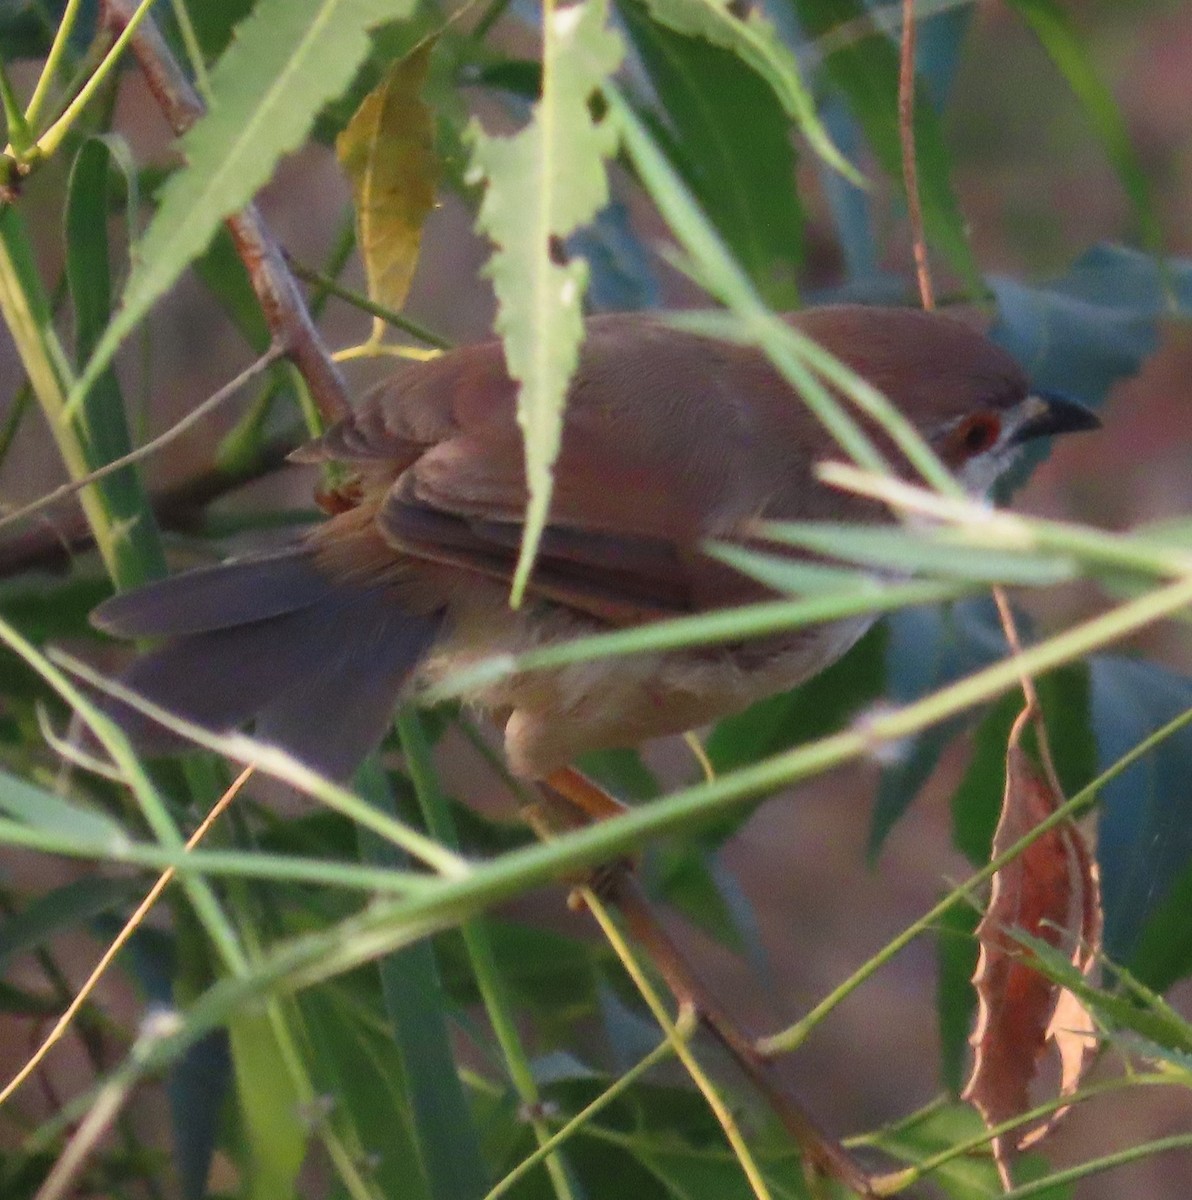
(793, 305, 1101, 496)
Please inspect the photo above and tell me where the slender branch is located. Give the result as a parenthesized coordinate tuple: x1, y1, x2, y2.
(30, 0, 158, 160)
(581, 886, 777, 1200)
(0, 433, 298, 578)
(287, 256, 452, 350)
(101, 0, 351, 425)
(898, 0, 933, 311)
(0, 767, 253, 1109)
(896, 3, 1064, 799)
(0, 347, 283, 538)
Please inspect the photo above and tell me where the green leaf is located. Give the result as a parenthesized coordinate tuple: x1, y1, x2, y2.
(635, 1145, 792, 1200)
(0, 876, 140, 970)
(0, 767, 125, 845)
(1012, 933, 1192, 1060)
(1128, 860, 1192, 995)
(644, 844, 763, 961)
(632, 0, 857, 184)
(789, 0, 981, 291)
(466, 0, 623, 603)
(1006, 0, 1161, 251)
(704, 542, 871, 596)
(990, 246, 1192, 409)
(0, 576, 110, 642)
(300, 984, 435, 1200)
(616, 0, 803, 307)
(578, 746, 661, 802)
(438, 921, 601, 1042)
(1091, 657, 1192, 965)
(227, 1007, 308, 1200)
(337, 42, 438, 316)
(69, 0, 418, 413)
(168, 0, 254, 62)
(65, 135, 168, 590)
(871, 1101, 1069, 1199)
(169, 1031, 233, 1200)
(354, 762, 488, 1200)
(707, 623, 886, 774)
(935, 901, 980, 1096)
(753, 520, 1076, 586)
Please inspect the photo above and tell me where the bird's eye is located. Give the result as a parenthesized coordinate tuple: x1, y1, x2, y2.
(954, 413, 1002, 457)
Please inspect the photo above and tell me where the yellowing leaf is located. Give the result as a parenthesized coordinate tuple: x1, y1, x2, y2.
(466, 0, 623, 605)
(337, 43, 439, 320)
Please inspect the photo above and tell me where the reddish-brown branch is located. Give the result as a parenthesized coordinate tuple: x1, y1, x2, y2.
(598, 871, 880, 1197)
(541, 771, 881, 1198)
(898, 0, 934, 312)
(101, 0, 350, 424)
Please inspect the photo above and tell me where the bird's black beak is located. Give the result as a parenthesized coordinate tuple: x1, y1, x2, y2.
(1010, 391, 1101, 445)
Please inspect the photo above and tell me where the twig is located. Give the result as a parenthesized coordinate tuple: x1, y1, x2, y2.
(0, 347, 283, 537)
(991, 585, 1066, 799)
(286, 256, 452, 350)
(895, 5, 1061, 779)
(898, 0, 934, 312)
(101, 0, 350, 424)
(0, 432, 298, 577)
(579, 886, 775, 1200)
(541, 770, 879, 1198)
(0, 766, 255, 1110)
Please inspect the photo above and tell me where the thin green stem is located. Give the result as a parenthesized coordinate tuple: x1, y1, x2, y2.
(33, 0, 159, 160)
(877, 1073, 1177, 1192)
(306, 212, 359, 321)
(0, 817, 434, 893)
(0, 62, 32, 156)
(1001, 1131, 1192, 1197)
(817, 463, 1192, 580)
(582, 889, 774, 1200)
(168, 0, 212, 99)
(288, 256, 452, 349)
(424, 579, 974, 703)
(21, 0, 86, 131)
(0, 210, 122, 580)
(482, 1035, 677, 1200)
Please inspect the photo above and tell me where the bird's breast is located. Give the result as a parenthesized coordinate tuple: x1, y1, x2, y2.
(419, 588, 875, 778)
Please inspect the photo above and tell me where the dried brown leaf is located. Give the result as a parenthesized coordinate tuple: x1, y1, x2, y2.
(963, 706, 1102, 1188)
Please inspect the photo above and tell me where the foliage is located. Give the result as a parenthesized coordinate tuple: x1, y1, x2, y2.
(0, 1, 1190, 1199)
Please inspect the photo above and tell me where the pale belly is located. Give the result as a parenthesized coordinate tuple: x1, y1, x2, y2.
(420, 589, 874, 778)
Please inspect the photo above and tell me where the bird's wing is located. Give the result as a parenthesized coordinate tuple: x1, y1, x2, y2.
(298, 314, 812, 623)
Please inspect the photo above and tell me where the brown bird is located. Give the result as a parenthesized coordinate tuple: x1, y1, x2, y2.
(91, 305, 1098, 780)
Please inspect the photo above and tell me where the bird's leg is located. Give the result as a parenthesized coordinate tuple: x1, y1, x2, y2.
(541, 766, 632, 821)
(539, 766, 879, 1199)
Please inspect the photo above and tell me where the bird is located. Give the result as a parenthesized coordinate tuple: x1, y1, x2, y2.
(90, 305, 1099, 783)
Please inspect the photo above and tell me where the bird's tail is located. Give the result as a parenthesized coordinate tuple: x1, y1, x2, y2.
(90, 547, 442, 779)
